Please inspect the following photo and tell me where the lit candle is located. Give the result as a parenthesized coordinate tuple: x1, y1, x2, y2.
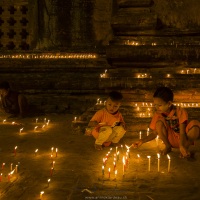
(147, 156, 151, 171)
(113, 161, 116, 171)
(8, 173, 10, 182)
(19, 128, 23, 134)
(137, 154, 140, 163)
(52, 161, 55, 168)
(0, 173, 2, 182)
(14, 146, 17, 156)
(47, 179, 51, 187)
(56, 148, 58, 157)
(46, 119, 50, 126)
(167, 154, 171, 172)
(3, 119, 6, 123)
(42, 125, 45, 129)
(12, 121, 15, 125)
(102, 165, 104, 176)
(122, 156, 125, 177)
(15, 165, 18, 173)
(116, 146, 118, 154)
(35, 149, 38, 156)
(108, 168, 110, 178)
(139, 131, 142, 139)
(50, 167, 54, 177)
(34, 126, 38, 131)
(10, 163, 13, 171)
(147, 128, 149, 136)
(127, 149, 130, 158)
(157, 153, 160, 172)
(115, 170, 117, 179)
(74, 117, 77, 122)
(117, 151, 119, 161)
(40, 191, 44, 199)
(2, 163, 5, 170)
(36, 118, 38, 123)
(44, 118, 46, 123)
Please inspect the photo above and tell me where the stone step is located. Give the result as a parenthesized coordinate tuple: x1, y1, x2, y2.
(106, 45, 200, 65)
(111, 13, 157, 33)
(110, 36, 200, 46)
(118, 0, 153, 8)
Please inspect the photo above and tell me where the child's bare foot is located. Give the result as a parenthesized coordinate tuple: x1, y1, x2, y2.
(160, 146, 171, 155)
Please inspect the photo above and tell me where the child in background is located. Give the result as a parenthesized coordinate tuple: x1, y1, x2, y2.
(132, 87, 200, 158)
(0, 81, 28, 118)
(88, 91, 126, 150)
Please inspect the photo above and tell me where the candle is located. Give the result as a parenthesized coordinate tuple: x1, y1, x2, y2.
(167, 154, 171, 172)
(3, 119, 6, 123)
(14, 146, 17, 156)
(47, 179, 51, 187)
(46, 120, 50, 126)
(121, 145, 124, 154)
(117, 151, 119, 161)
(42, 125, 45, 129)
(12, 121, 15, 125)
(36, 118, 38, 123)
(113, 161, 116, 171)
(110, 148, 112, 151)
(127, 149, 130, 158)
(44, 118, 46, 123)
(15, 165, 18, 173)
(19, 128, 23, 134)
(115, 170, 117, 179)
(56, 148, 58, 157)
(50, 167, 54, 176)
(102, 165, 104, 176)
(8, 173, 10, 182)
(147, 128, 149, 136)
(52, 161, 55, 168)
(116, 146, 118, 154)
(0, 173, 2, 182)
(74, 117, 77, 122)
(51, 154, 53, 160)
(40, 191, 44, 199)
(35, 149, 38, 156)
(122, 156, 125, 176)
(139, 131, 142, 139)
(34, 126, 38, 131)
(10, 163, 13, 171)
(108, 168, 110, 178)
(157, 153, 160, 172)
(147, 156, 151, 171)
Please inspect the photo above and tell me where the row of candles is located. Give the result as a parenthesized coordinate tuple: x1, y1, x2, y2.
(124, 40, 200, 47)
(101, 145, 171, 180)
(100, 68, 200, 80)
(0, 53, 97, 59)
(1, 117, 56, 199)
(1, 117, 51, 134)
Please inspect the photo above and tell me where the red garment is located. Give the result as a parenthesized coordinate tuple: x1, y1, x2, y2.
(150, 106, 199, 148)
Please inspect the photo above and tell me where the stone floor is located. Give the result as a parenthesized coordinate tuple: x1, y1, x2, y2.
(0, 114, 200, 200)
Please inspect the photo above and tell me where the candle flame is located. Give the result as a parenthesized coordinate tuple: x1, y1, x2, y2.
(147, 156, 151, 159)
(102, 165, 104, 169)
(40, 191, 44, 195)
(115, 170, 117, 175)
(35, 149, 38, 153)
(15, 146, 17, 150)
(167, 154, 170, 159)
(108, 168, 110, 172)
(137, 154, 140, 158)
(48, 179, 51, 183)
(10, 169, 15, 175)
(157, 153, 160, 159)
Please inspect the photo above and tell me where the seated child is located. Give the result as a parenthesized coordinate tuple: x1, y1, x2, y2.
(132, 87, 200, 158)
(88, 91, 126, 150)
(0, 81, 28, 118)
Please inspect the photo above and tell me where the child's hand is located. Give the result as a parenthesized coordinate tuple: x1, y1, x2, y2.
(179, 145, 190, 158)
(131, 140, 143, 148)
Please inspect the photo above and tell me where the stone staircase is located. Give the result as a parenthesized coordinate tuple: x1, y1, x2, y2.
(72, 0, 200, 137)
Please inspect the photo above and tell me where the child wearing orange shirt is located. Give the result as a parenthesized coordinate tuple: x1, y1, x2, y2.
(132, 87, 200, 158)
(88, 91, 126, 150)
